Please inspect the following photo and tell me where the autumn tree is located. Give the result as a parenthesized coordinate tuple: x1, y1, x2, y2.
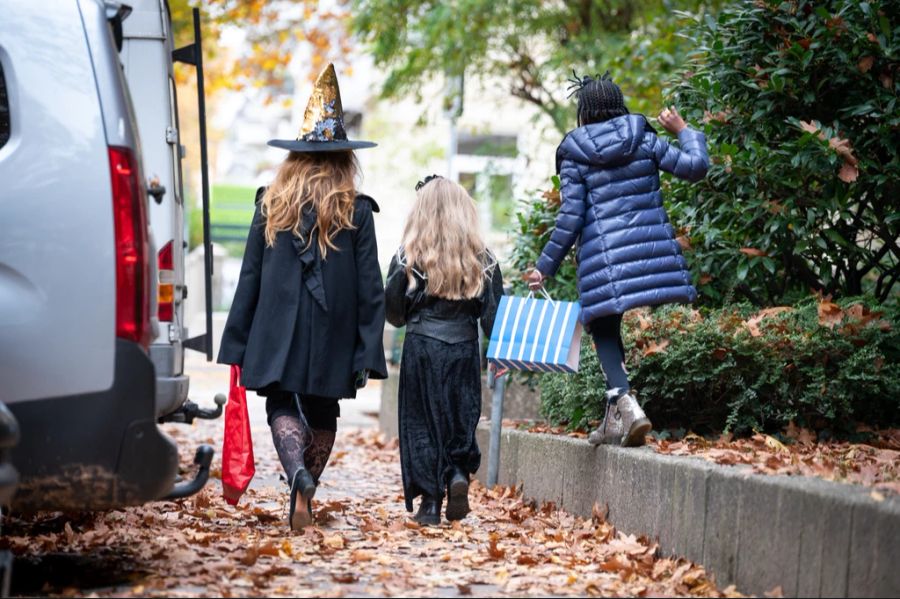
(169, 0, 354, 94)
(351, 0, 720, 133)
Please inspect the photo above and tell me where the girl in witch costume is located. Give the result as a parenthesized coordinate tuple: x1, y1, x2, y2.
(385, 176, 504, 525)
(527, 72, 708, 448)
(218, 64, 387, 530)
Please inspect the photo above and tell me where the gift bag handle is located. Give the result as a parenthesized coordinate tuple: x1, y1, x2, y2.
(527, 287, 556, 304)
(230, 364, 241, 391)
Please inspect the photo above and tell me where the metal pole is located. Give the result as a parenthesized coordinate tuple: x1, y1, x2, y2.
(193, 7, 213, 361)
(486, 372, 507, 488)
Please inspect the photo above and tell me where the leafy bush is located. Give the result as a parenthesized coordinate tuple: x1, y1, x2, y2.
(665, 0, 900, 305)
(540, 298, 900, 435)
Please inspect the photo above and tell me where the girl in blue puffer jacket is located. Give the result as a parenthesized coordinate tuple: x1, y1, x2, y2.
(527, 72, 709, 448)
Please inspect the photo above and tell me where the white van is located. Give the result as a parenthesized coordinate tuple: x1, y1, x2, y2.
(120, 0, 221, 423)
(0, 0, 211, 510)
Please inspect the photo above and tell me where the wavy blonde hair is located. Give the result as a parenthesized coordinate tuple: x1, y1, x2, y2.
(261, 151, 358, 256)
(402, 177, 487, 300)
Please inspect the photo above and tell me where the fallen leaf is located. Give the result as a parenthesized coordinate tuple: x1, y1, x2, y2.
(240, 545, 259, 567)
(740, 247, 767, 257)
(642, 339, 670, 357)
(818, 300, 843, 329)
(487, 533, 506, 560)
(839, 162, 858, 183)
(858, 56, 875, 73)
(744, 307, 792, 337)
(322, 534, 345, 550)
(330, 572, 358, 584)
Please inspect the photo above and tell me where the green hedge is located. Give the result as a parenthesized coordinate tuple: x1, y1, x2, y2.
(540, 298, 899, 435)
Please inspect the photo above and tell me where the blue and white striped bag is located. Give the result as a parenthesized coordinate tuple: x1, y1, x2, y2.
(486, 291, 582, 373)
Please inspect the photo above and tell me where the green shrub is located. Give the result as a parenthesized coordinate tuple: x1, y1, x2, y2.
(664, 0, 900, 305)
(540, 298, 900, 434)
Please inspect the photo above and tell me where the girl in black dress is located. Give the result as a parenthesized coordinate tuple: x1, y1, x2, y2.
(385, 176, 504, 525)
(219, 65, 387, 530)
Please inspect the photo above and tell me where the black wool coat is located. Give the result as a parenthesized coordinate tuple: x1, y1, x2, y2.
(217, 189, 388, 399)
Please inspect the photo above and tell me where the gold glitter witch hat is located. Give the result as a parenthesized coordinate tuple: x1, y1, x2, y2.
(268, 64, 376, 152)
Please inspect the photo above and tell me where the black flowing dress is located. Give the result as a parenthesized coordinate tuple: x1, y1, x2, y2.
(218, 189, 388, 401)
(384, 250, 504, 510)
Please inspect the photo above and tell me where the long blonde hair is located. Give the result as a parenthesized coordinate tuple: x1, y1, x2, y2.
(261, 151, 358, 256)
(402, 177, 488, 300)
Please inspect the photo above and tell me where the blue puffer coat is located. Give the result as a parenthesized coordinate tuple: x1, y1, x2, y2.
(536, 114, 709, 324)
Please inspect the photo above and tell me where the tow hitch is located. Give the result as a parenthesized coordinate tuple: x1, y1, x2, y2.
(159, 394, 225, 425)
(164, 444, 213, 500)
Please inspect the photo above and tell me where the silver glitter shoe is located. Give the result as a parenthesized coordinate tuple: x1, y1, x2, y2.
(588, 389, 652, 447)
(588, 390, 625, 446)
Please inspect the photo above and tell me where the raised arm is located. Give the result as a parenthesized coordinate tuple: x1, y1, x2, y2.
(652, 106, 709, 182)
(535, 157, 587, 278)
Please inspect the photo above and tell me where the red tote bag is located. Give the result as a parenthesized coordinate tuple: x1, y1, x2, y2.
(222, 365, 255, 505)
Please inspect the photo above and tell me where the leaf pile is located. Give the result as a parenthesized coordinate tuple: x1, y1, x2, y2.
(2, 425, 740, 598)
(510, 419, 899, 495)
(651, 425, 900, 495)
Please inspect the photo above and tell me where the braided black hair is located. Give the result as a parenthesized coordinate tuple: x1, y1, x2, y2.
(567, 70, 628, 127)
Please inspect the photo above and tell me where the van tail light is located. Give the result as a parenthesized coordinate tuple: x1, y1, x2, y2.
(158, 240, 175, 322)
(109, 146, 151, 349)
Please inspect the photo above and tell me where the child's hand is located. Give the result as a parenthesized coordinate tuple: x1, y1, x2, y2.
(526, 269, 544, 291)
(658, 106, 687, 135)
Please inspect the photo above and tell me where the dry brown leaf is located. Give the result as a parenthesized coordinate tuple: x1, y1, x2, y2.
(322, 534, 345, 550)
(744, 307, 792, 337)
(858, 55, 875, 73)
(350, 549, 375, 562)
(818, 300, 843, 329)
(739, 247, 767, 257)
(642, 339, 670, 357)
(240, 545, 259, 567)
(487, 533, 506, 560)
(839, 162, 859, 183)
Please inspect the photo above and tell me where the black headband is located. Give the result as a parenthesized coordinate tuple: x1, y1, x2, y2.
(415, 174, 443, 191)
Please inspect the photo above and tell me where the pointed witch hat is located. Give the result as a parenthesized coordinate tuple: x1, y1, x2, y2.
(268, 63, 377, 152)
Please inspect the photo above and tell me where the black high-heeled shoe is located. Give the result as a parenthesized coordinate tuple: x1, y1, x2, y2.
(288, 468, 317, 531)
(445, 468, 470, 521)
(414, 496, 441, 526)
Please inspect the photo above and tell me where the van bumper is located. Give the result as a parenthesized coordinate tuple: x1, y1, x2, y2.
(8, 340, 179, 511)
(150, 342, 189, 418)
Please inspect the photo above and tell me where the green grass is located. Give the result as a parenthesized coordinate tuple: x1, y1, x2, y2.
(188, 184, 257, 250)
(210, 184, 257, 224)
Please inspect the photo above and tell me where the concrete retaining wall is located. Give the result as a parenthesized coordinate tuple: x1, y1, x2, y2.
(472, 426, 900, 598)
